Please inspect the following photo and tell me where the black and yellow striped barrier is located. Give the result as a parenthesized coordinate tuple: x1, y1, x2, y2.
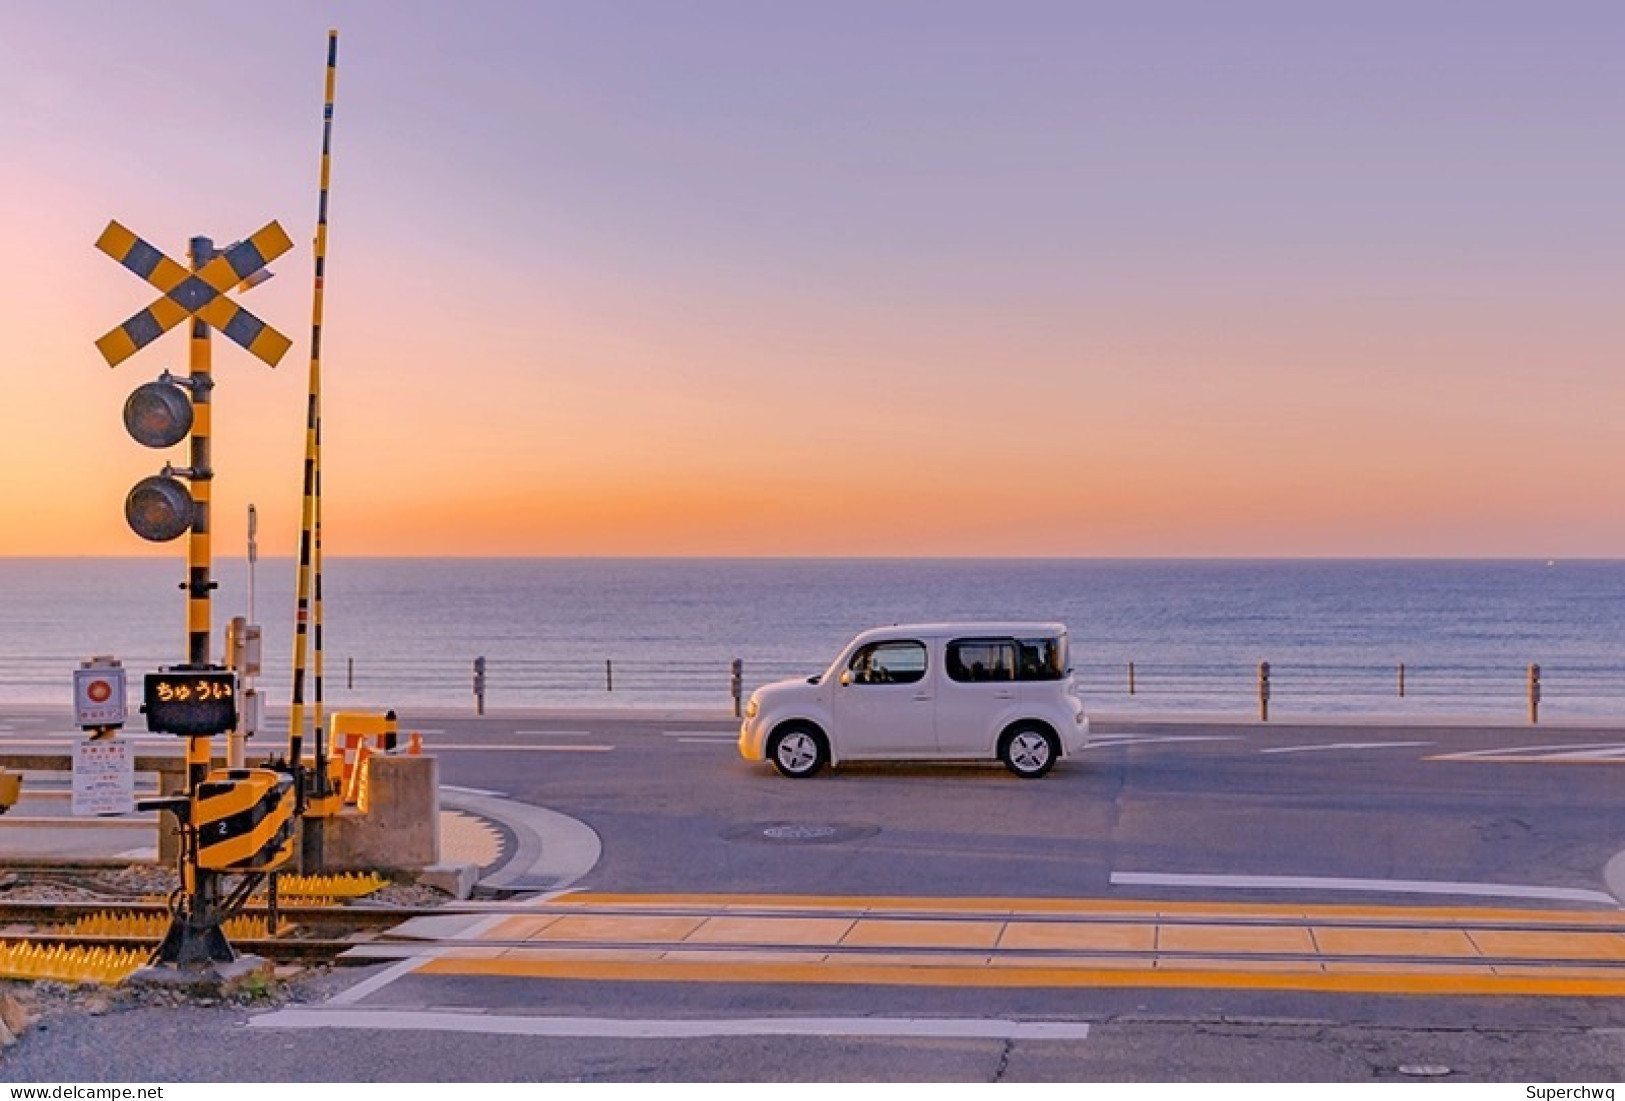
(194, 767, 296, 872)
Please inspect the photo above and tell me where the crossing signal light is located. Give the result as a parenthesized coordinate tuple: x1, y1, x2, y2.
(120, 371, 197, 542)
(123, 378, 193, 448)
(126, 474, 194, 542)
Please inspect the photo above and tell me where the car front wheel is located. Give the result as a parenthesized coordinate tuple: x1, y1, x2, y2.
(1001, 724, 1058, 778)
(769, 724, 827, 778)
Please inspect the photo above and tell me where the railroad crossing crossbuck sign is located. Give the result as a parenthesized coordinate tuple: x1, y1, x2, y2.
(94, 220, 294, 368)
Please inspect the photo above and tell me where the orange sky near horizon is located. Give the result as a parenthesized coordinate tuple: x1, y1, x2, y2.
(2, 4, 1621, 559)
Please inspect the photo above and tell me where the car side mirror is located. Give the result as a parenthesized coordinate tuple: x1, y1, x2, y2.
(839, 671, 852, 687)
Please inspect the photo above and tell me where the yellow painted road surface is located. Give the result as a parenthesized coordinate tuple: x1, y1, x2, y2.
(400, 893, 1625, 997)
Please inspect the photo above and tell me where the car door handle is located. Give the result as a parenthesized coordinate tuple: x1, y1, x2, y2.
(913, 693, 932, 702)
(992, 691, 1014, 700)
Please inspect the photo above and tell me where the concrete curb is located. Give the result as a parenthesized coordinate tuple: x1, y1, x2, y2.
(439, 788, 601, 892)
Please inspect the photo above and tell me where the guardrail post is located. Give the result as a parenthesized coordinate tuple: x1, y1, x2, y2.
(473, 656, 486, 716)
(347, 656, 354, 690)
(606, 658, 614, 693)
(1258, 661, 1271, 722)
(1528, 663, 1540, 724)
(1398, 662, 1405, 698)
(731, 658, 743, 718)
(1128, 662, 1136, 696)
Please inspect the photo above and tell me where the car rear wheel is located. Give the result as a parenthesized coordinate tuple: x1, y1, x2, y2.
(1001, 724, 1058, 778)
(769, 724, 827, 778)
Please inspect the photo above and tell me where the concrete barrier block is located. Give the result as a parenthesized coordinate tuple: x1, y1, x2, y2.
(418, 862, 478, 899)
(318, 754, 440, 872)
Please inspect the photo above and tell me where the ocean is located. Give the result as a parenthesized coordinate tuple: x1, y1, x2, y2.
(3, 557, 1624, 721)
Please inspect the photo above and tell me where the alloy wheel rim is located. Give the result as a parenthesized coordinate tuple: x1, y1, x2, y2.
(780, 733, 816, 771)
(1011, 733, 1050, 771)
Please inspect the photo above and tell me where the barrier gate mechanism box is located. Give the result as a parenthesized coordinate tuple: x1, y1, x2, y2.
(194, 767, 296, 872)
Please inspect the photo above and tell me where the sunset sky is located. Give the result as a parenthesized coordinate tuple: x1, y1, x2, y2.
(1, 2, 1619, 557)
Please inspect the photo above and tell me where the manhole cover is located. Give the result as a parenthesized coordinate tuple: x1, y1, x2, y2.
(721, 822, 881, 845)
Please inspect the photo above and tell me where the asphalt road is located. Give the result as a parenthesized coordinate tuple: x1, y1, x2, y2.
(4, 707, 1625, 1083)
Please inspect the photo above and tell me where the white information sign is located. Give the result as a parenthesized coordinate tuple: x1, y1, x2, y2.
(73, 659, 127, 728)
(71, 736, 134, 816)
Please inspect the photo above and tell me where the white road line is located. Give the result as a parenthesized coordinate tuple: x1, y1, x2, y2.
(1111, 871, 1619, 906)
(1084, 735, 1241, 749)
(1433, 743, 1625, 760)
(433, 743, 613, 753)
(661, 730, 736, 738)
(676, 737, 737, 744)
(1541, 747, 1625, 760)
(1260, 741, 1434, 755)
(250, 1009, 1091, 1041)
(513, 729, 593, 736)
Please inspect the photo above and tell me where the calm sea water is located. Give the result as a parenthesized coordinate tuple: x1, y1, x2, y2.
(3, 558, 1624, 720)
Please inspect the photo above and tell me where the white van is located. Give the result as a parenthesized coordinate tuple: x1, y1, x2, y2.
(738, 622, 1089, 778)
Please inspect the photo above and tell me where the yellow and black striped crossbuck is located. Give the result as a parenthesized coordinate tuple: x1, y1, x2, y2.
(94, 220, 294, 368)
(193, 767, 297, 872)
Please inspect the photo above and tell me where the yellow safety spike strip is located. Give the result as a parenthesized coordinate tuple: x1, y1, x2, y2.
(270, 872, 385, 899)
(273, 896, 338, 908)
(53, 912, 280, 942)
(0, 941, 146, 986)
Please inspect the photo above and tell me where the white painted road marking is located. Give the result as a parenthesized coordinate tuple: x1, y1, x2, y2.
(440, 784, 507, 797)
(1111, 871, 1619, 906)
(251, 1008, 1092, 1041)
(514, 729, 593, 737)
(662, 730, 737, 738)
(1261, 741, 1434, 755)
(1431, 742, 1625, 763)
(1084, 735, 1241, 749)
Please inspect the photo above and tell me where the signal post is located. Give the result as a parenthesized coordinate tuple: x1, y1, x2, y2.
(96, 220, 298, 971)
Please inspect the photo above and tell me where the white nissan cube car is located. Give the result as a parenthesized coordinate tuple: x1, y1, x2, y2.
(739, 622, 1089, 779)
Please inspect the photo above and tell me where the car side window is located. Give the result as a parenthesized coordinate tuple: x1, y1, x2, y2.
(848, 640, 928, 685)
(1015, 637, 1066, 681)
(946, 639, 1017, 682)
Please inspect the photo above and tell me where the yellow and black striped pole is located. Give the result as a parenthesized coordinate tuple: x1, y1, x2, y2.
(290, 30, 339, 829)
(185, 237, 216, 793)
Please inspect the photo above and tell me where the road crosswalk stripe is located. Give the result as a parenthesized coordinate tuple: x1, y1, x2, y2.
(251, 1008, 1093, 1040)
